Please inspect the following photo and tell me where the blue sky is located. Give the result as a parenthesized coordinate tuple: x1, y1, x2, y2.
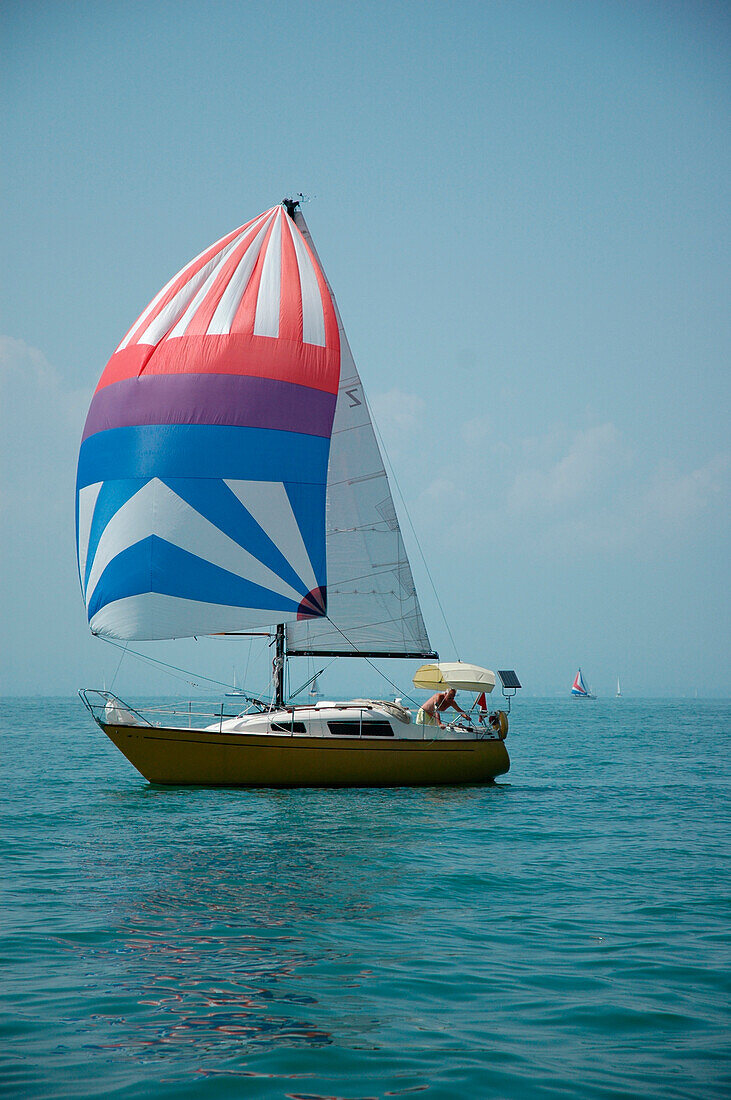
(2, 0, 729, 697)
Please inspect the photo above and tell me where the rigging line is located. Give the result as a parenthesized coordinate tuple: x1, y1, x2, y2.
(365, 393, 461, 661)
(98, 637, 234, 690)
(289, 659, 336, 699)
(109, 642, 129, 692)
(243, 636, 253, 687)
(323, 616, 421, 707)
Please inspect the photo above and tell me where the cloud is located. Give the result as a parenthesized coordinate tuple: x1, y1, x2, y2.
(422, 476, 465, 503)
(508, 423, 629, 513)
(369, 389, 426, 455)
(641, 454, 729, 527)
(511, 438, 729, 556)
(369, 388, 729, 561)
(0, 336, 87, 517)
(0, 338, 89, 667)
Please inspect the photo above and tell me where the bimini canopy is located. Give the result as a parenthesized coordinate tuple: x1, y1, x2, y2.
(413, 662, 496, 693)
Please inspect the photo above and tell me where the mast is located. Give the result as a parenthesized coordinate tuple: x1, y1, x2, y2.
(274, 624, 286, 708)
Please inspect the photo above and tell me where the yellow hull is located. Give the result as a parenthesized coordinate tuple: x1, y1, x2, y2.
(102, 723, 510, 787)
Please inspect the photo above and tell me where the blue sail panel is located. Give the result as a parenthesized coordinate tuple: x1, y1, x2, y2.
(76, 205, 343, 640)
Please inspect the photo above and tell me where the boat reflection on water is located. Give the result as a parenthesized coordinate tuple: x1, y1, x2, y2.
(75, 838, 350, 1062)
(73, 786, 506, 1072)
(84, 919, 335, 1059)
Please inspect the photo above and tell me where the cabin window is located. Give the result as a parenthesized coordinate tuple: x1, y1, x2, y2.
(270, 721, 307, 733)
(327, 721, 394, 737)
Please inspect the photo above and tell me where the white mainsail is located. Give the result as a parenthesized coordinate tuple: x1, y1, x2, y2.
(286, 211, 435, 658)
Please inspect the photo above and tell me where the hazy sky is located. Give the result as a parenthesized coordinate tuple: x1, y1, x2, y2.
(2, 0, 729, 698)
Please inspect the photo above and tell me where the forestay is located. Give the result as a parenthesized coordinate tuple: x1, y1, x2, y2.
(286, 211, 434, 659)
(76, 205, 340, 640)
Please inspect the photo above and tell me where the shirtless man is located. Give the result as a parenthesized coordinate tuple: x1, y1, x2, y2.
(415, 687, 468, 727)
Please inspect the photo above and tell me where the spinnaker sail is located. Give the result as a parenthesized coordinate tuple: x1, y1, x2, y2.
(76, 206, 340, 640)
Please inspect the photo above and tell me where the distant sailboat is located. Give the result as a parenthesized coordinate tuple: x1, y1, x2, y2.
(571, 668, 595, 699)
(616, 676, 621, 697)
(225, 668, 246, 698)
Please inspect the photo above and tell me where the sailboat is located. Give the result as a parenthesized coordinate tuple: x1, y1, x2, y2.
(76, 199, 520, 786)
(616, 676, 621, 697)
(571, 668, 595, 699)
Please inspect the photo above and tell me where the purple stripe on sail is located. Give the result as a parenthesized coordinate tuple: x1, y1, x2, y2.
(82, 373, 337, 442)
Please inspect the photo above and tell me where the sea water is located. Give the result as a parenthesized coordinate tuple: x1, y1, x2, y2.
(1, 697, 729, 1099)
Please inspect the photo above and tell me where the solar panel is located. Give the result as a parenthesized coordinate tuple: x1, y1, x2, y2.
(498, 670, 521, 689)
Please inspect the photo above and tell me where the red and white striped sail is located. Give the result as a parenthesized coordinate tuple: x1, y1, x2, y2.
(105, 205, 339, 392)
(76, 204, 341, 641)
